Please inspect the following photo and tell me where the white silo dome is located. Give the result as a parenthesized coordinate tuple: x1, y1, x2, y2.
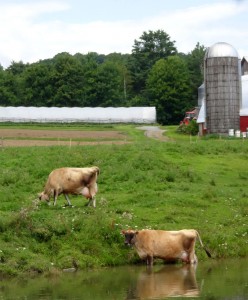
(206, 42, 239, 58)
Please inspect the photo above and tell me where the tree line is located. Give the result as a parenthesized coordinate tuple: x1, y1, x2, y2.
(0, 30, 206, 124)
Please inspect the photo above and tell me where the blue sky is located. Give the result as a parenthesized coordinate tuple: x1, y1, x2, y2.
(0, 0, 247, 68)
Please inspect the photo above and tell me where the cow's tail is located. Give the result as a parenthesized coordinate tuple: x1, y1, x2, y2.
(196, 231, 211, 258)
(87, 167, 99, 184)
(92, 166, 100, 175)
(89, 167, 99, 183)
(87, 167, 99, 204)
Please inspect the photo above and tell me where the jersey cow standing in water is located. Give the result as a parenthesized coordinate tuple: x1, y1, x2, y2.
(39, 166, 99, 207)
(122, 229, 211, 266)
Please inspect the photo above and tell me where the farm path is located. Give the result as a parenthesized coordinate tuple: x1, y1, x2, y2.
(136, 126, 170, 141)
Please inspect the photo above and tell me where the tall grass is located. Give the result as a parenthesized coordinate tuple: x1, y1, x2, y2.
(0, 125, 247, 276)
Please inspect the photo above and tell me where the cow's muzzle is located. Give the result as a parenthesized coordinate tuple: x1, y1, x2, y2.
(124, 241, 132, 247)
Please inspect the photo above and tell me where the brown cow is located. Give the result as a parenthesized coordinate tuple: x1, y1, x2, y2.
(39, 166, 99, 207)
(121, 229, 211, 266)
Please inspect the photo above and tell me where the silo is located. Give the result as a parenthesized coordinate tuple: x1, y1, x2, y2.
(204, 42, 241, 134)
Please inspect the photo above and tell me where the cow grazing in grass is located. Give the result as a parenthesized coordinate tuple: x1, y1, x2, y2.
(121, 229, 211, 266)
(39, 166, 99, 207)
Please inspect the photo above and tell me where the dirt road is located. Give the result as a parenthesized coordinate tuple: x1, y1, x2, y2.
(136, 126, 170, 141)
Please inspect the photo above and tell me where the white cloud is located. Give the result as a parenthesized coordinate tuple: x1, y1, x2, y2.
(145, 2, 248, 54)
(0, 1, 69, 66)
(0, 0, 248, 68)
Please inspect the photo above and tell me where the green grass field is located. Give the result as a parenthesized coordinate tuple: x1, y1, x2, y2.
(0, 124, 247, 276)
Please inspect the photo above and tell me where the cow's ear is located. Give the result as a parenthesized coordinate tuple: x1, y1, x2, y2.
(135, 231, 139, 235)
(121, 230, 125, 235)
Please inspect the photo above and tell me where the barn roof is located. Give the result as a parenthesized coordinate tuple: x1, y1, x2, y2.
(241, 57, 248, 63)
(0, 106, 156, 123)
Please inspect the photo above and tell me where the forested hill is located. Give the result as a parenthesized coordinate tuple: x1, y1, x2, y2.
(0, 30, 206, 125)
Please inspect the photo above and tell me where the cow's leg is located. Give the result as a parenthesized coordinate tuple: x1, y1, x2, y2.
(88, 183, 97, 208)
(81, 187, 96, 208)
(188, 240, 197, 264)
(193, 253, 198, 264)
(53, 191, 59, 206)
(87, 196, 96, 208)
(183, 236, 197, 264)
(146, 255, 153, 266)
(64, 194, 72, 206)
(92, 196, 96, 208)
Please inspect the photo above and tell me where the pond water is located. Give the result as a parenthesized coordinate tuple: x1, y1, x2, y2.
(0, 258, 247, 299)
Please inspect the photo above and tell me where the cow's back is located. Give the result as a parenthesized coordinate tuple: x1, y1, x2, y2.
(47, 167, 98, 193)
(45, 168, 76, 192)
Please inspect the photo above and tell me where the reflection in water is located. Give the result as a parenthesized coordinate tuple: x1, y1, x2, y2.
(127, 264, 199, 299)
(0, 258, 247, 299)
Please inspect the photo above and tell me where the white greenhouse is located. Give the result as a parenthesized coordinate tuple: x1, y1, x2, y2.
(0, 107, 156, 124)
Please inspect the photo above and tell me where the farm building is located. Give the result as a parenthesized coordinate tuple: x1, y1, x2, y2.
(203, 42, 241, 134)
(197, 42, 248, 135)
(241, 57, 248, 75)
(0, 106, 156, 124)
(240, 75, 248, 131)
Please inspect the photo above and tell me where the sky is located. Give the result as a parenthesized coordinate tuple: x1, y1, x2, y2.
(0, 0, 248, 68)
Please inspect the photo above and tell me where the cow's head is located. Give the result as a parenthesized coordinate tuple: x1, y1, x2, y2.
(121, 229, 138, 246)
(38, 192, 50, 202)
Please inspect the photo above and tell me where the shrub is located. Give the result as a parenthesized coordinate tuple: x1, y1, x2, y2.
(177, 120, 199, 135)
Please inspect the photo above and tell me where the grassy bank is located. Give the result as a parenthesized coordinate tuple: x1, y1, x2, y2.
(0, 125, 247, 276)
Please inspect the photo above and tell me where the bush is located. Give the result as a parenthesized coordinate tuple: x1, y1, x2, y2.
(177, 120, 199, 135)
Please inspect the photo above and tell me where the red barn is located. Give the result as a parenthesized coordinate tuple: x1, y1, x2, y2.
(240, 74, 248, 132)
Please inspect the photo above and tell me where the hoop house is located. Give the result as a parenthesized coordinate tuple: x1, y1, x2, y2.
(0, 107, 156, 124)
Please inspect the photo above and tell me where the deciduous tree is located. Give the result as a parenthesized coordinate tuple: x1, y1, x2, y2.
(147, 56, 191, 124)
(129, 30, 177, 95)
